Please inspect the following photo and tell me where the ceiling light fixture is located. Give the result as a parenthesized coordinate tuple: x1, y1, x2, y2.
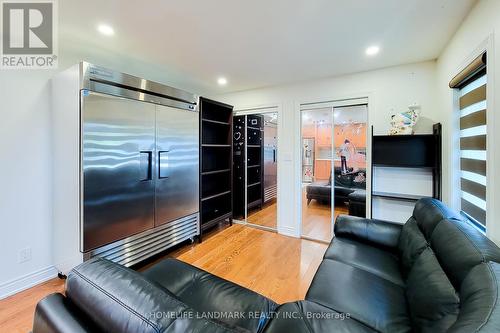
(365, 45, 380, 56)
(217, 77, 228, 86)
(97, 24, 115, 36)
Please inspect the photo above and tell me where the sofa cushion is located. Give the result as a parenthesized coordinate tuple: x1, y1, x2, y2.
(448, 262, 500, 332)
(430, 218, 500, 289)
(65, 258, 246, 333)
(263, 301, 376, 333)
(142, 258, 278, 333)
(324, 238, 404, 287)
(306, 259, 411, 333)
(404, 198, 500, 332)
(334, 215, 402, 252)
(413, 198, 462, 239)
(405, 247, 460, 332)
(398, 217, 428, 278)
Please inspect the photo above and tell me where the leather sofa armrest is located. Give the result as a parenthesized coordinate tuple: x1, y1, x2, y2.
(33, 293, 98, 333)
(334, 215, 402, 252)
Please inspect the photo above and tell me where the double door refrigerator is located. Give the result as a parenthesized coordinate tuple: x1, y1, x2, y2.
(52, 62, 199, 274)
(302, 138, 315, 182)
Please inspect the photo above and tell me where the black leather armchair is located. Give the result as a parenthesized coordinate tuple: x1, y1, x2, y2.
(33, 199, 500, 333)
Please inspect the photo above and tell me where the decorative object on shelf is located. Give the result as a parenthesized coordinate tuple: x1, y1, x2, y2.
(388, 108, 420, 135)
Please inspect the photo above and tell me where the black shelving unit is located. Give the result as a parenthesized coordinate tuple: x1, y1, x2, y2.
(232, 115, 265, 218)
(246, 115, 264, 211)
(233, 115, 246, 218)
(199, 97, 234, 240)
(370, 123, 442, 217)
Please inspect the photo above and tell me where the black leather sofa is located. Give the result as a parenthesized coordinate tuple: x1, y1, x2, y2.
(33, 199, 500, 332)
(306, 168, 366, 217)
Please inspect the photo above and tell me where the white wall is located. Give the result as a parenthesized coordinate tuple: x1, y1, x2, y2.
(0, 36, 206, 298)
(0, 71, 55, 298)
(436, 0, 500, 244)
(215, 61, 439, 236)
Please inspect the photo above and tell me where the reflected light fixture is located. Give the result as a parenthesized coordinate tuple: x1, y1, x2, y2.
(217, 77, 228, 86)
(98, 24, 115, 36)
(365, 45, 380, 56)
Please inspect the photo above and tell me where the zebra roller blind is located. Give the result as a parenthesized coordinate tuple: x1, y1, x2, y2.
(450, 53, 487, 230)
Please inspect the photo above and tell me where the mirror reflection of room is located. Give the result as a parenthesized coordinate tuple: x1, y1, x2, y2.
(301, 105, 367, 242)
(233, 112, 278, 230)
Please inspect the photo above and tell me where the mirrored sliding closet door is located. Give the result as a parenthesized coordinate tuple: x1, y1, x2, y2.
(301, 101, 368, 242)
(233, 109, 278, 231)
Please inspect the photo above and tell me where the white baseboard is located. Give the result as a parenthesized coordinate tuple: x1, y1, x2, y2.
(278, 225, 300, 238)
(0, 266, 58, 300)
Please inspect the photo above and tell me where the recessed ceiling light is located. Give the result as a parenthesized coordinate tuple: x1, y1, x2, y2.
(217, 77, 228, 86)
(365, 45, 380, 56)
(97, 24, 114, 36)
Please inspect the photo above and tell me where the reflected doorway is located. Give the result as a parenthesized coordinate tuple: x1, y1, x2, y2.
(301, 103, 368, 242)
(233, 110, 278, 231)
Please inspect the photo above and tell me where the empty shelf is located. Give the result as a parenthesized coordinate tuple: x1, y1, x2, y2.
(201, 190, 231, 202)
(372, 191, 431, 202)
(202, 118, 230, 125)
(201, 169, 231, 176)
(202, 144, 231, 147)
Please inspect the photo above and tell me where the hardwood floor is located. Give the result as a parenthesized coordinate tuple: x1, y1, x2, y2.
(0, 225, 327, 332)
(244, 194, 350, 239)
(0, 278, 65, 333)
(247, 198, 277, 229)
(301, 187, 348, 242)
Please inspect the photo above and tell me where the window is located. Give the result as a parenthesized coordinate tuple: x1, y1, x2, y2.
(450, 53, 487, 231)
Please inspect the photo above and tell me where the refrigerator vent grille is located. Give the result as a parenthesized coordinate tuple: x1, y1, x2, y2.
(87, 213, 199, 267)
(264, 185, 277, 203)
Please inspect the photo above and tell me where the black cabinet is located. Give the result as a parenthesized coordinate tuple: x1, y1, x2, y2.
(199, 97, 233, 239)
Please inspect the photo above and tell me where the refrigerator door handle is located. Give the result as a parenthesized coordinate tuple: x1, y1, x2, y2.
(158, 150, 170, 179)
(139, 151, 153, 181)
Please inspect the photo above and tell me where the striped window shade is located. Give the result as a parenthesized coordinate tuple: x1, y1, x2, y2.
(450, 53, 487, 230)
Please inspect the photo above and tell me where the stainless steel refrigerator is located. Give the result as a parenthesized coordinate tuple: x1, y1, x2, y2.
(302, 138, 315, 182)
(263, 115, 277, 203)
(52, 62, 199, 273)
(82, 92, 199, 252)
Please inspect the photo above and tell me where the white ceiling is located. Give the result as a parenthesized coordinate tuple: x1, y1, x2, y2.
(59, 0, 476, 94)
